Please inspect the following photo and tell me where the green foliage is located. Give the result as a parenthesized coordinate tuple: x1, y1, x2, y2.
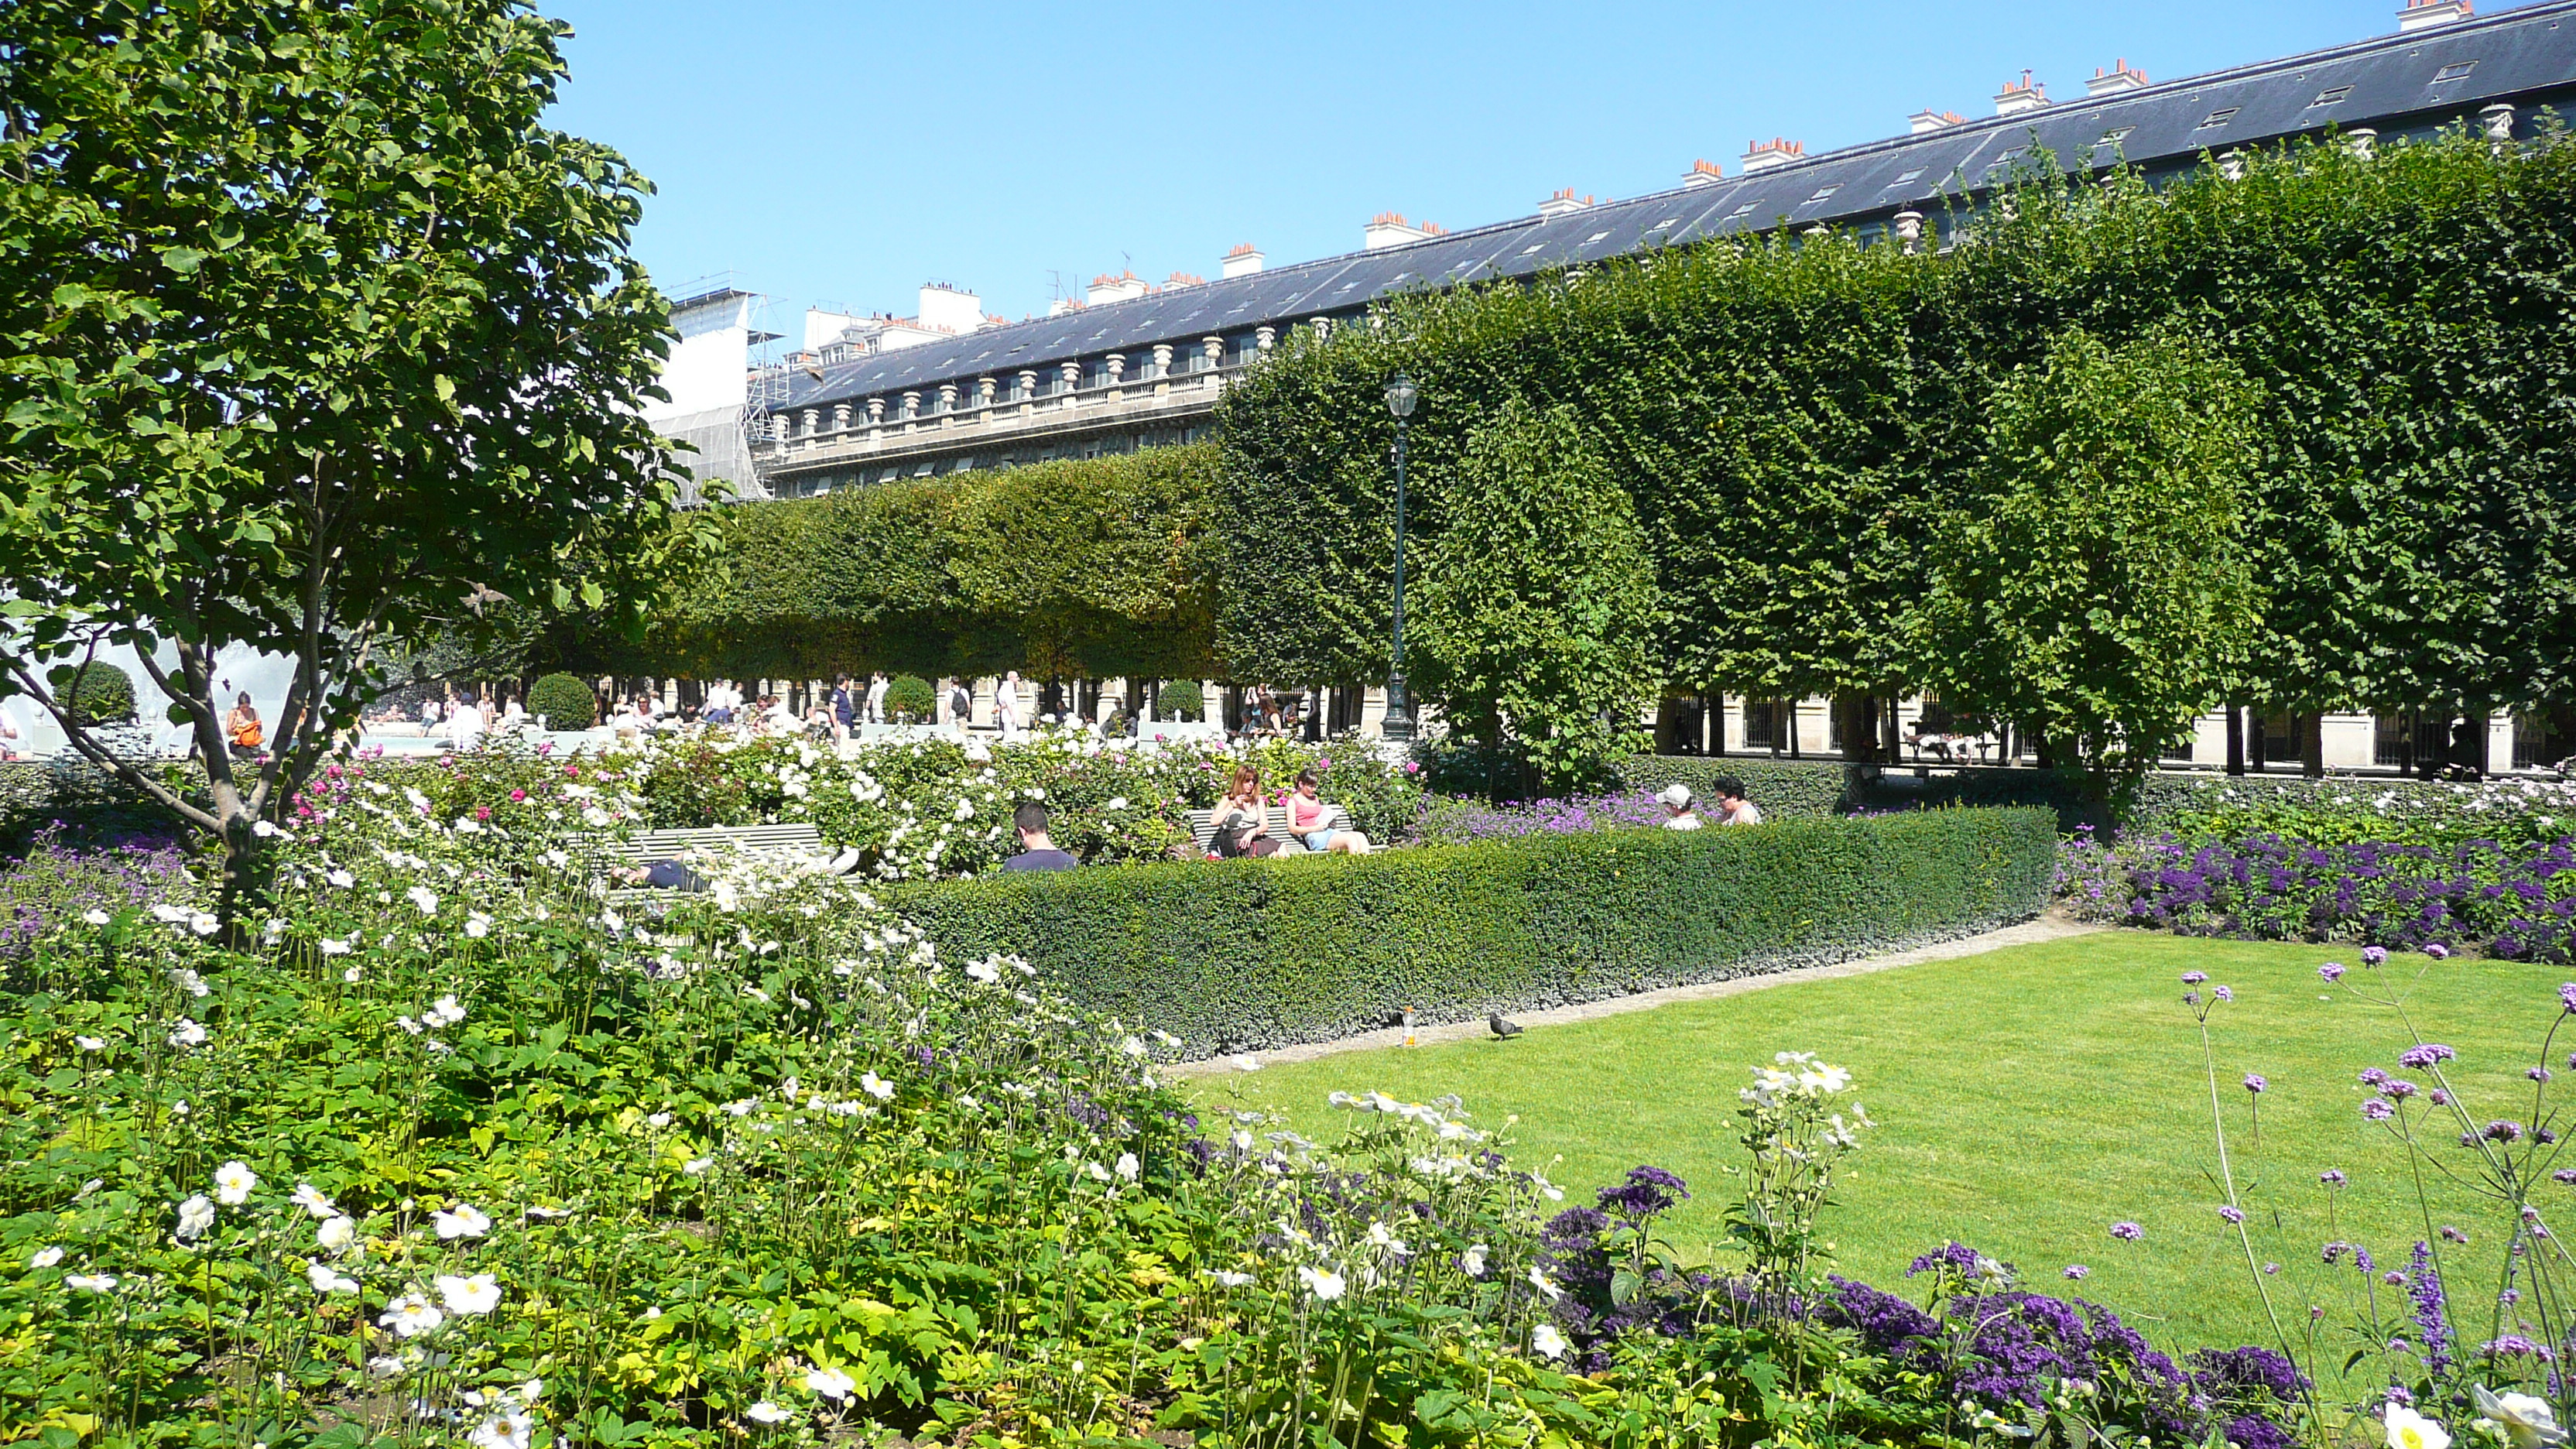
(525, 672, 598, 731)
(2126, 772, 2576, 852)
(1414, 400, 1662, 794)
(901, 807, 2057, 1053)
(53, 661, 133, 728)
(659, 444, 1222, 683)
(1920, 327, 2261, 775)
(0, 0, 693, 885)
(1215, 130, 2576, 741)
(881, 673, 936, 723)
(1156, 677, 1204, 721)
(1615, 757, 1855, 820)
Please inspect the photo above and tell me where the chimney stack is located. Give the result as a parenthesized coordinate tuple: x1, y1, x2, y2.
(1739, 138, 1805, 174)
(1995, 70, 2050, 117)
(1085, 270, 1149, 306)
(2086, 59, 2150, 97)
(1221, 243, 1265, 279)
(1537, 188, 1594, 218)
(1364, 212, 1444, 250)
(1680, 158, 1726, 188)
(916, 283, 983, 336)
(1909, 109, 1968, 135)
(2398, 0, 2474, 31)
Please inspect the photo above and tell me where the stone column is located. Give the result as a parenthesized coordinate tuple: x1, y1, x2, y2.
(1105, 354, 1126, 395)
(977, 376, 996, 410)
(1060, 361, 1082, 409)
(799, 408, 818, 439)
(866, 396, 885, 433)
(1018, 370, 1039, 418)
(1152, 343, 1173, 398)
(1203, 335, 1224, 377)
(900, 390, 920, 420)
(1255, 325, 1275, 354)
(937, 381, 957, 415)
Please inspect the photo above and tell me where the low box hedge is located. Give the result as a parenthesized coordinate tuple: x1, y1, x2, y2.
(900, 806, 2057, 1055)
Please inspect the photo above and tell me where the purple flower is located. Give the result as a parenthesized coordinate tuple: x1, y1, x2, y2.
(2181, 971, 2209, 985)
(2426, 943, 2451, 960)
(2323, 1242, 2349, 1265)
(2382, 1079, 2420, 1100)
(2264, 1262, 2281, 1274)
(2485, 1120, 2526, 1142)
(2382, 1271, 2410, 1286)
(2320, 963, 2348, 982)
(2364, 1100, 2396, 1120)
(2220, 1206, 2246, 1225)
(2554, 1170, 2576, 1185)
(2442, 1225, 2468, 1242)
(2399, 1044, 2456, 1069)
(2561, 982, 2576, 1015)
(2214, 985, 2234, 1002)
(2110, 1221, 2143, 1241)
(2484, 1335, 2554, 1360)
(2321, 1170, 2348, 1187)
(2063, 1264, 2089, 1279)
(2533, 1067, 2557, 1082)
(2244, 1074, 2268, 1094)
(2362, 945, 2389, 967)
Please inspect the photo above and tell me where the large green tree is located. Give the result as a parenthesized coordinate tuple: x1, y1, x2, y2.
(1918, 326, 2261, 778)
(1413, 399, 1662, 794)
(0, 0, 687, 906)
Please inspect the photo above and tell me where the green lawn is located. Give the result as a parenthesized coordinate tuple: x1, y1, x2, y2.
(1193, 931, 2569, 1379)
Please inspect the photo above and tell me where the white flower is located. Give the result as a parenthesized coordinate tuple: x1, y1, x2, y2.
(74, 1036, 104, 1052)
(1120, 1035, 1147, 1058)
(467, 1409, 533, 1449)
(1298, 1265, 1346, 1301)
(394, 1016, 422, 1036)
(426, 995, 466, 1028)
(436, 1272, 502, 1315)
(81, 908, 110, 926)
(803, 1365, 857, 1401)
(379, 1293, 445, 1337)
(213, 1161, 258, 1205)
(65, 1273, 117, 1293)
(29, 1246, 63, 1269)
(1231, 1054, 1262, 1072)
(1210, 1269, 1255, 1288)
(167, 1018, 207, 1047)
(327, 869, 355, 888)
(953, 797, 975, 821)
(341, 964, 363, 983)
(965, 958, 1002, 985)
(1529, 1266, 1563, 1301)
(683, 1157, 713, 1176)
(317, 1214, 357, 1252)
(747, 1401, 793, 1424)
(252, 819, 278, 838)
(1530, 1323, 1569, 1359)
(308, 1262, 360, 1294)
(2387, 1405, 2451, 1449)
(168, 967, 210, 999)
(320, 935, 353, 956)
(1084, 1161, 1112, 1182)
(406, 886, 439, 914)
(285, 1184, 335, 1219)
(859, 1071, 895, 1101)
(189, 913, 218, 937)
(524, 1205, 571, 1221)
(1105, 796, 1129, 811)
(1461, 1244, 1488, 1277)
(1115, 1152, 1140, 1180)
(1532, 1173, 1564, 1202)
(433, 1204, 492, 1240)
(1366, 1221, 1407, 1255)
(464, 913, 492, 939)
(2473, 1388, 2562, 1449)
(646, 1112, 673, 1129)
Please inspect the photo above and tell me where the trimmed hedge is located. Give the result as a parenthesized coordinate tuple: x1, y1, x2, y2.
(902, 807, 2055, 1054)
(883, 673, 937, 723)
(526, 672, 597, 731)
(61, 661, 134, 726)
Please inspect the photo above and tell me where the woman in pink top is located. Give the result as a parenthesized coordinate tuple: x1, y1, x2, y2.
(1286, 769, 1372, 854)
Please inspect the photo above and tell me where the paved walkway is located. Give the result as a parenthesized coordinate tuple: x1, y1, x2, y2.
(1167, 916, 2107, 1077)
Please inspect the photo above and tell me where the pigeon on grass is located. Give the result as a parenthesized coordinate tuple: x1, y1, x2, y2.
(1488, 1014, 1523, 1040)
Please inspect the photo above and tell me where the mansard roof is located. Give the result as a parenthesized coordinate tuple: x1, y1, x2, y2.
(774, 0, 2576, 415)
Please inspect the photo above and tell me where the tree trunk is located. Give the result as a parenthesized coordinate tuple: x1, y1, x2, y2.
(2301, 712, 2325, 779)
(2225, 706, 2245, 776)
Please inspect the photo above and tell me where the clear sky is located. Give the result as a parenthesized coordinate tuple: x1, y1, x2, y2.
(540, 1, 2478, 331)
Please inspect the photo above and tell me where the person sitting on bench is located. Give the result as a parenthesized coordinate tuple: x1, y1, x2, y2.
(1286, 769, 1371, 855)
(1211, 766, 1279, 858)
(615, 858, 709, 892)
(1003, 802, 1078, 872)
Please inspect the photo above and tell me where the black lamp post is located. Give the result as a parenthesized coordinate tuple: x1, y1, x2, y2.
(1382, 374, 1419, 742)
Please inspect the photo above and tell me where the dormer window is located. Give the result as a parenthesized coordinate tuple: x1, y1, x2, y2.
(2196, 107, 2241, 129)
(2308, 85, 2353, 107)
(2432, 60, 2478, 83)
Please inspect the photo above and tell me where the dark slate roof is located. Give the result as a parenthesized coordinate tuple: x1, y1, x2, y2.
(774, 0, 2576, 415)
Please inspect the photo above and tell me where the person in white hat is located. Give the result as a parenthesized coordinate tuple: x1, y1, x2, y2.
(1656, 783, 1702, 831)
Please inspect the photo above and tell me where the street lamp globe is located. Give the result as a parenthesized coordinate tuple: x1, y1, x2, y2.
(1385, 374, 1417, 420)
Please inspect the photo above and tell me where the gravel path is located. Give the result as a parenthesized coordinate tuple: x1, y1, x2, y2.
(1166, 916, 2108, 1078)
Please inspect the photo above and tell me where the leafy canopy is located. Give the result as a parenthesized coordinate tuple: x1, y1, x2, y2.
(0, 0, 689, 863)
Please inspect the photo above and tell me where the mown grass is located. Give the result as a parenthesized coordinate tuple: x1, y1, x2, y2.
(1195, 930, 2568, 1382)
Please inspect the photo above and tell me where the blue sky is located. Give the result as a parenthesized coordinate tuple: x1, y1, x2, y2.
(542, 1, 2452, 329)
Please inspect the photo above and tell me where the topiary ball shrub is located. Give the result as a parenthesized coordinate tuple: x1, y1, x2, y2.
(1157, 680, 1204, 722)
(526, 673, 598, 731)
(884, 674, 937, 724)
(60, 663, 135, 727)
